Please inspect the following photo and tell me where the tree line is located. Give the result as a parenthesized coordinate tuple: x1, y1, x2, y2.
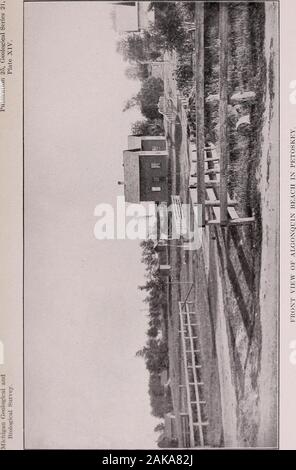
(136, 240, 171, 420)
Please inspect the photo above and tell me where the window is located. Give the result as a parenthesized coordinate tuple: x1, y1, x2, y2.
(151, 162, 161, 169)
(152, 145, 161, 151)
(153, 177, 160, 182)
(151, 186, 161, 192)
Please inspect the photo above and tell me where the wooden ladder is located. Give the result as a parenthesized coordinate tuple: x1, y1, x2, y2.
(178, 301, 208, 447)
(190, 142, 255, 226)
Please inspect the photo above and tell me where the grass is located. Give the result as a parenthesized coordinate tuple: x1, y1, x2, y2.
(202, 2, 267, 446)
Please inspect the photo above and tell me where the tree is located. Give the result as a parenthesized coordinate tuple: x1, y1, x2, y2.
(138, 77, 164, 120)
(116, 34, 148, 63)
(138, 277, 163, 292)
(157, 436, 178, 448)
(154, 422, 165, 434)
(136, 338, 168, 374)
(176, 63, 194, 92)
(122, 95, 140, 112)
(140, 239, 159, 267)
(109, 8, 117, 32)
(147, 325, 159, 338)
(116, 31, 162, 65)
(141, 250, 158, 271)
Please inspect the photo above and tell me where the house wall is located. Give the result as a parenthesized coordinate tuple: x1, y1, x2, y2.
(139, 154, 168, 202)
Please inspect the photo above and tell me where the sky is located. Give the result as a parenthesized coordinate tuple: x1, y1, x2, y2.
(24, 1, 159, 449)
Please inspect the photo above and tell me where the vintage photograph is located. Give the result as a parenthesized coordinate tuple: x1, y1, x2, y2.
(24, 1, 279, 449)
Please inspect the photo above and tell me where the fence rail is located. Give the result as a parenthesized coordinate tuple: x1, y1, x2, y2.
(193, 2, 255, 228)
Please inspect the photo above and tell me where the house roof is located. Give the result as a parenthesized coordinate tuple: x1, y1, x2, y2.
(128, 135, 142, 150)
(123, 150, 140, 203)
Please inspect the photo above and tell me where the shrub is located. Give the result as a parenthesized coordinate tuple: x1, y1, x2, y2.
(139, 77, 164, 119)
(131, 118, 165, 136)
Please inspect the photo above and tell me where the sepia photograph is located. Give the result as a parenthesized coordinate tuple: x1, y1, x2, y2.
(23, 0, 279, 449)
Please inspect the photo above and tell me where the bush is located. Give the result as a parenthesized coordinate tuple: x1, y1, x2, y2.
(123, 76, 164, 119)
(136, 239, 172, 422)
(139, 77, 164, 119)
(157, 436, 178, 448)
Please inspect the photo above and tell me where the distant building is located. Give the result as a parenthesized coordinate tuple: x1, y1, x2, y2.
(111, 2, 155, 33)
(122, 135, 169, 203)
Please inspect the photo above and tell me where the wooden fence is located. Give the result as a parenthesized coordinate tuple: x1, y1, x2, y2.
(194, 2, 255, 227)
